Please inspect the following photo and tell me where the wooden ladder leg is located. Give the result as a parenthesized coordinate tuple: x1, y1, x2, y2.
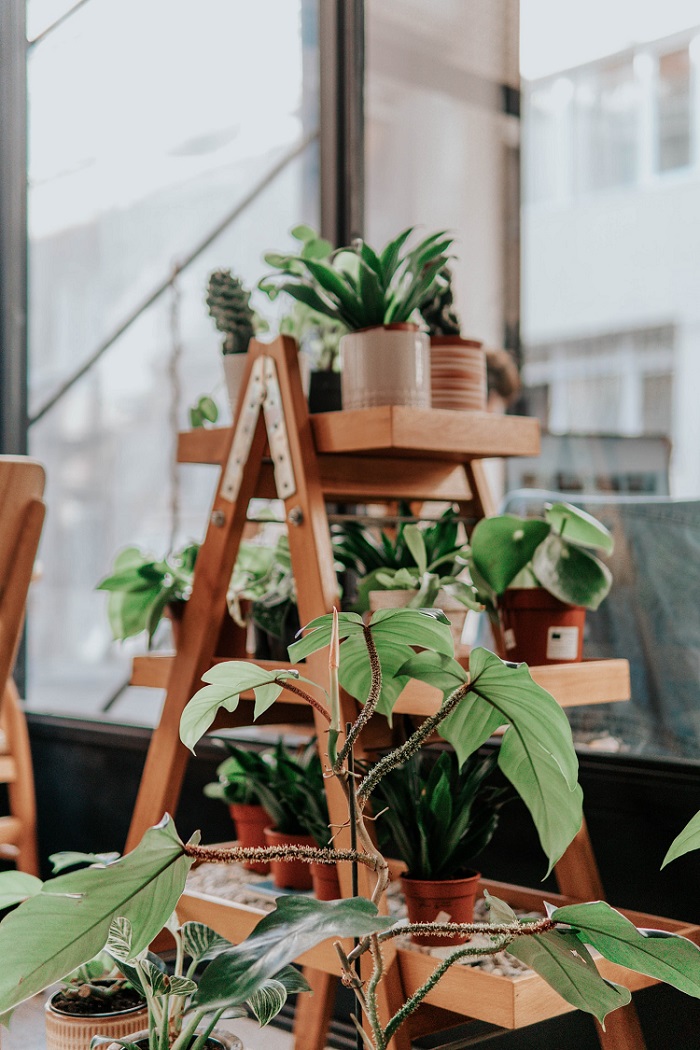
(556, 818, 648, 1049)
(293, 969, 337, 1050)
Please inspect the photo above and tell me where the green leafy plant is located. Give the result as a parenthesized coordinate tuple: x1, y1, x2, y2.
(260, 226, 454, 331)
(227, 535, 296, 641)
(333, 507, 474, 612)
(206, 271, 264, 355)
(203, 744, 273, 807)
(189, 395, 219, 430)
(243, 739, 319, 838)
(370, 749, 510, 880)
(261, 226, 346, 371)
(469, 501, 614, 614)
(99, 913, 308, 1050)
(418, 264, 461, 337)
(2, 609, 700, 1047)
(97, 543, 200, 644)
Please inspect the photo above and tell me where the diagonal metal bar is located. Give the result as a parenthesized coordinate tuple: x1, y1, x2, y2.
(29, 129, 319, 427)
(27, 0, 93, 48)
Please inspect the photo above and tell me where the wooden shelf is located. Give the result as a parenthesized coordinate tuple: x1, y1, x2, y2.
(178, 408, 540, 467)
(177, 874, 698, 1032)
(132, 654, 630, 712)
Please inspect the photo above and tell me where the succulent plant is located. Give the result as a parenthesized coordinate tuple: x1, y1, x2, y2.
(419, 264, 461, 337)
(206, 270, 256, 355)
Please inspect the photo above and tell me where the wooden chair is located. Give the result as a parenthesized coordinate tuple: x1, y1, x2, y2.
(0, 457, 46, 875)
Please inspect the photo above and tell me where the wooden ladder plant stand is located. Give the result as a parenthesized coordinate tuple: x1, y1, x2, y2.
(126, 336, 685, 1050)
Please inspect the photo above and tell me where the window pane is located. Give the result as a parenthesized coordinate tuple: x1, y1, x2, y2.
(657, 47, 691, 172)
(27, 1, 320, 719)
(574, 60, 639, 193)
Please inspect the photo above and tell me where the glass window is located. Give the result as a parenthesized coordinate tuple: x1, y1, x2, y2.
(26, 0, 320, 720)
(574, 59, 640, 193)
(656, 47, 691, 172)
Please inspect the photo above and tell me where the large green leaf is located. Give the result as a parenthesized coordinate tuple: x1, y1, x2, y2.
(470, 517, 551, 596)
(287, 612, 365, 662)
(551, 901, 700, 997)
(193, 897, 395, 1012)
(339, 635, 413, 720)
(368, 608, 453, 653)
(532, 536, 612, 610)
(662, 810, 700, 868)
(421, 649, 582, 874)
(545, 503, 614, 555)
(0, 817, 192, 1016)
(180, 664, 302, 751)
(487, 893, 630, 1025)
(0, 871, 43, 909)
(181, 922, 232, 966)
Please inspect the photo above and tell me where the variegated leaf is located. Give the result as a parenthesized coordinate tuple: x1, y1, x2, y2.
(106, 917, 133, 962)
(181, 922, 231, 966)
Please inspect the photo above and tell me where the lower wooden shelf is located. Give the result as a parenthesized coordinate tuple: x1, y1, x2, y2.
(131, 655, 630, 713)
(176, 873, 698, 1032)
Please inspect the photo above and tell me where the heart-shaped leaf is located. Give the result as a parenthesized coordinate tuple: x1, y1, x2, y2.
(545, 503, 614, 555)
(470, 517, 551, 596)
(532, 535, 612, 610)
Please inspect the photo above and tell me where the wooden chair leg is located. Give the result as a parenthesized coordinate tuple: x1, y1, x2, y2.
(1, 679, 39, 876)
(293, 968, 337, 1050)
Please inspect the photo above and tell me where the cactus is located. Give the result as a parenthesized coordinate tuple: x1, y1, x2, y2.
(206, 270, 255, 355)
(419, 265, 462, 337)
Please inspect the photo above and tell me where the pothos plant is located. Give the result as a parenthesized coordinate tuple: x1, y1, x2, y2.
(2, 609, 700, 1047)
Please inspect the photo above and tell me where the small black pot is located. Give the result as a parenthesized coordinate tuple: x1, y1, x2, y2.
(308, 370, 342, 413)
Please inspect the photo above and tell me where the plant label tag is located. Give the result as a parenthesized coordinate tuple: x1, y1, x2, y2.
(504, 628, 516, 650)
(546, 626, 579, 661)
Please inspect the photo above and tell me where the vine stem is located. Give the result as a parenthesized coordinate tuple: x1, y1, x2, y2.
(183, 843, 379, 869)
(335, 626, 382, 772)
(278, 679, 331, 723)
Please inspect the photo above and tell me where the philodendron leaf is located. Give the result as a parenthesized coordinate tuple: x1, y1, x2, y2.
(180, 664, 303, 751)
(247, 967, 310, 1026)
(532, 535, 612, 610)
(545, 503, 614, 555)
(662, 811, 700, 868)
(0, 871, 43, 910)
(470, 517, 551, 596)
(50, 851, 121, 873)
(551, 901, 700, 997)
(181, 921, 232, 965)
(410, 648, 582, 875)
(287, 612, 365, 662)
(193, 896, 395, 1012)
(0, 816, 192, 1015)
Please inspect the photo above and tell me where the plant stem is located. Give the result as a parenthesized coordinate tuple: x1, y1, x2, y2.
(383, 938, 511, 1043)
(366, 937, 386, 1050)
(357, 682, 471, 803)
(183, 842, 379, 870)
(279, 679, 331, 723)
(335, 626, 382, 772)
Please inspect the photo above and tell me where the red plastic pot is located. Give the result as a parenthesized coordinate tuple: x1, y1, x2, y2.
(229, 803, 270, 874)
(263, 826, 314, 890)
(310, 861, 342, 901)
(498, 588, 586, 665)
(401, 872, 481, 947)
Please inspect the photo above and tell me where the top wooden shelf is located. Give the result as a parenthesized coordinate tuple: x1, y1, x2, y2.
(178, 408, 540, 466)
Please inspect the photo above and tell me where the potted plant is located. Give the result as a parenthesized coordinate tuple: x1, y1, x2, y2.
(261, 225, 345, 412)
(469, 501, 614, 664)
(333, 508, 479, 651)
(227, 534, 299, 661)
(239, 739, 318, 891)
(419, 264, 487, 412)
(293, 749, 341, 901)
(96, 543, 200, 646)
(45, 953, 148, 1050)
(204, 744, 274, 875)
(2, 609, 700, 1046)
(206, 270, 267, 414)
(371, 748, 510, 945)
(261, 226, 454, 410)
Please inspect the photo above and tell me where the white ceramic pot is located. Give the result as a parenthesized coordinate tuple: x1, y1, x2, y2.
(223, 353, 248, 417)
(340, 325, 430, 410)
(369, 589, 468, 653)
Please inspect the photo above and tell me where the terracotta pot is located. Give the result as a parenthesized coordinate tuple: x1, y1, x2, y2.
(401, 872, 481, 947)
(430, 336, 486, 412)
(105, 1028, 242, 1050)
(263, 826, 314, 890)
(229, 802, 270, 874)
(311, 861, 342, 900)
(368, 589, 469, 654)
(46, 983, 149, 1050)
(340, 324, 431, 410)
(498, 588, 586, 665)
